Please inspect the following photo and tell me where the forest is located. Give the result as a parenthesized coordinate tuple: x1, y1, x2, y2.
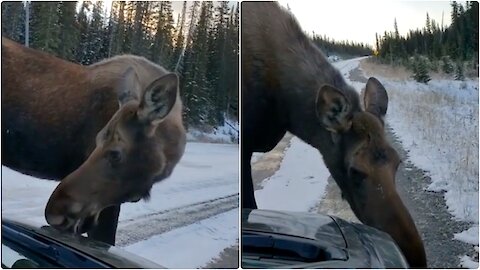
(375, 1, 478, 82)
(312, 34, 373, 58)
(2, 1, 239, 129)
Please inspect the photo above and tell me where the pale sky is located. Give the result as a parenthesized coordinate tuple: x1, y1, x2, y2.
(278, 1, 461, 47)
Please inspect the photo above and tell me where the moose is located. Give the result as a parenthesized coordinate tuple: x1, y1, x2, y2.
(241, 2, 426, 268)
(2, 37, 186, 245)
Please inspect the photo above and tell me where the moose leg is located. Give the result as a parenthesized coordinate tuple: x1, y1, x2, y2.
(242, 151, 257, 209)
(88, 205, 121, 245)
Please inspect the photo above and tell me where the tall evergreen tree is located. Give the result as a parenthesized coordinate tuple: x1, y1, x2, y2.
(2, 2, 25, 43)
(172, 1, 187, 72)
(182, 1, 214, 126)
(413, 56, 431, 84)
(57, 1, 78, 61)
(30, 1, 61, 54)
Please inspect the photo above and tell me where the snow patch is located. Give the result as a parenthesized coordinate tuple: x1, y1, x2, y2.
(124, 209, 238, 268)
(255, 137, 330, 212)
(459, 255, 479, 269)
(187, 120, 239, 144)
(455, 226, 479, 246)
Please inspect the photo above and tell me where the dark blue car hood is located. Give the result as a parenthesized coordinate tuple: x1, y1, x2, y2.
(242, 209, 409, 268)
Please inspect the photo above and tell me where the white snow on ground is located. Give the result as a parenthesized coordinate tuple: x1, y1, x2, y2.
(187, 119, 239, 144)
(455, 226, 480, 246)
(124, 209, 238, 268)
(119, 142, 238, 221)
(460, 255, 479, 269)
(2, 167, 58, 226)
(255, 137, 330, 212)
(333, 56, 368, 94)
(2, 142, 238, 268)
(251, 153, 263, 164)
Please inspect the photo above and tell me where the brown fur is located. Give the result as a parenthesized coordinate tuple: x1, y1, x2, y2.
(2, 37, 186, 244)
(241, 3, 426, 267)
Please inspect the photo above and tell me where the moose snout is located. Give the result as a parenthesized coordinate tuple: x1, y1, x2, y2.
(45, 192, 98, 233)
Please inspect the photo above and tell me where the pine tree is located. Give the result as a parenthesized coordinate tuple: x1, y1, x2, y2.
(131, 1, 147, 56)
(122, 1, 135, 53)
(75, 1, 90, 63)
(455, 61, 465, 80)
(172, 1, 187, 72)
(57, 1, 78, 61)
(376, 1, 477, 74)
(225, 3, 239, 121)
(207, 1, 230, 125)
(442, 56, 454, 74)
(413, 56, 431, 84)
(182, 1, 214, 126)
(2, 2, 25, 43)
(110, 1, 126, 55)
(150, 1, 175, 68)
(30, 1, 61, 54)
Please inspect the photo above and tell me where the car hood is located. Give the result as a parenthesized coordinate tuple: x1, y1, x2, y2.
(2, 218, 164, 268)
(243, 208, 346, 247)
(242, 209, 409, 268)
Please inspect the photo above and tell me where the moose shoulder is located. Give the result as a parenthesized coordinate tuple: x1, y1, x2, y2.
(2, 37, 186, 244)
(241, 3, 426, 268)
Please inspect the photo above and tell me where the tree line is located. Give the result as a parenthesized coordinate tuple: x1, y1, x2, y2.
(2, 1, 239, 128)
(312, 34, 373, 58)
(375, 1, 478, 82)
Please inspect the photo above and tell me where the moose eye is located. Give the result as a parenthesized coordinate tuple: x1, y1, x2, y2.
(106, 149, 123, 166)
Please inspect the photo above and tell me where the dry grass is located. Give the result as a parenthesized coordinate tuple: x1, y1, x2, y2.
(360, 58, 475, 81)
(390, 85, 478, 220)
(360, 59, 412, 80)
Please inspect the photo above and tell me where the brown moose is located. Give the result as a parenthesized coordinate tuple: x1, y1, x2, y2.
(241, 2, 426, 268)
(2, 37, 186, 245)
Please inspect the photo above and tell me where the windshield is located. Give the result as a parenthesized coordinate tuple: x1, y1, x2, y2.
(2, 241, 59, 268)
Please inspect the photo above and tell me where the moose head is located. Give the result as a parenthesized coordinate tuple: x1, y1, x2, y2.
(45, 67, 179, 233)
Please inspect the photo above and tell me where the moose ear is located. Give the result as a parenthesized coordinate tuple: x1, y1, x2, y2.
(138, 73, 178, 126)
(364, 77, 388, 121)
(117, 67, 141, 106)
(315, 84, 352, 133)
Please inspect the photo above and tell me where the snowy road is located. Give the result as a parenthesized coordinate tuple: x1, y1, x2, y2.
(2, 142, 239, 268)
(251, 57, 479, 268)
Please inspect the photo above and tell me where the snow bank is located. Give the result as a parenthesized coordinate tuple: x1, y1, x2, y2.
(187, 120, 239, 144)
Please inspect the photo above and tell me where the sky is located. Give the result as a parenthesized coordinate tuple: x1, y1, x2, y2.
(278, 1, 461, 47)
(80, 1, 460, 48)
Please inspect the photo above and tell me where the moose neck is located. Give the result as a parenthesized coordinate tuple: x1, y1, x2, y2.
(270, 31, 361, 156)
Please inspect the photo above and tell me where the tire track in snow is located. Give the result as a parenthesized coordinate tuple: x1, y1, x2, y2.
(116, 194, 239, 246)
